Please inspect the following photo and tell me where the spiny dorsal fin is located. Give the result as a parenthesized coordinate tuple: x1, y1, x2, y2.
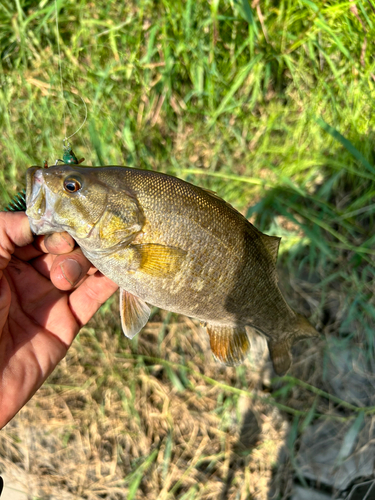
(200, 186, 245, 216)
(134, 243, 187, 277)
(206, 324, 250, 366)
(200, 186, 219, 198)
(120, 289, 151, 339)
(260, 234, 281, 265)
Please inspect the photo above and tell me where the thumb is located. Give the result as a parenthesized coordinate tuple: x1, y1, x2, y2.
(0, 212, 34, 270)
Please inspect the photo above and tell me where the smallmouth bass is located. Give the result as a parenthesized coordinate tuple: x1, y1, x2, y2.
(26, 165, 318, 375)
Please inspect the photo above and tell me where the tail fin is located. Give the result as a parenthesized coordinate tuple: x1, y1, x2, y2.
(294, 312, 319, 341)
(268, 312, 319, 376)
(268, 338, 292, 376)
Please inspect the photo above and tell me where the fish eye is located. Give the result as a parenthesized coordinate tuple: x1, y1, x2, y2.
(64, 177, 82, 193)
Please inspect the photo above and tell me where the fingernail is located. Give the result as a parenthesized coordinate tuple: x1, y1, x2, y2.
(46, 232, 74, 250)
(60, 259, 82, 286)
(59, 232, 75, 249)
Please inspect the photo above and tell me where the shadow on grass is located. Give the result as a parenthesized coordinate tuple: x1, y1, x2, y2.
(220, 407, 262, 500)
(250, 167, 375, 499)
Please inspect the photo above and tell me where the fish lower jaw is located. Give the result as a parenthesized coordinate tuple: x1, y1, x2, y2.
(28, 217, 65, 236)
(27, 206, 67, 235)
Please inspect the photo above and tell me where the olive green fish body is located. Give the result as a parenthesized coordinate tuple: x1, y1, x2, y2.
(26, 165, 318, 375)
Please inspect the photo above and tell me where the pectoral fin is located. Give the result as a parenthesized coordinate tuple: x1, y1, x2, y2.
(134, 243, 186, 277)
(267, 339, 292, 376)
(99, 206, 143, 248)
(120, 289, 151, 339)
(206, 324, 250, 366)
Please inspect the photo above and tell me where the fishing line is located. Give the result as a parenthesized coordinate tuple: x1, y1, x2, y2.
(55, 0, 66, 139)
(64, 95, 88, 141)
(54, 0, 87, 145)
(5, 0, 89, 212)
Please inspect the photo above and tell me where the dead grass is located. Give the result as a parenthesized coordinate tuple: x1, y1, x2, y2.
(0, 295, 290, 500)
(1, 256, 373, 500)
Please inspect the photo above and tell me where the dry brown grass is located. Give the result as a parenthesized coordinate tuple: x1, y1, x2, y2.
(1, 265, 372, 500)
(0, 293, 291, 500)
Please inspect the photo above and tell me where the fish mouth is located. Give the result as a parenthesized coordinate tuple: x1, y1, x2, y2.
(26, 167, 60, 235)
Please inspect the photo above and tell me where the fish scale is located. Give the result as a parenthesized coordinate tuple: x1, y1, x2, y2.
(26, 164, 319, 375)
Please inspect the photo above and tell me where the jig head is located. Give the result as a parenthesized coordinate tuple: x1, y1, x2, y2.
(55, 141, 85, 165)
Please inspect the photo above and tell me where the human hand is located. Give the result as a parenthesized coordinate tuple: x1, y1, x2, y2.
(0, 212, 118, 429)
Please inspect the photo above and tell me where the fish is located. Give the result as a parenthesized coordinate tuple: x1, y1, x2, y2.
(25, 165, 319, 375)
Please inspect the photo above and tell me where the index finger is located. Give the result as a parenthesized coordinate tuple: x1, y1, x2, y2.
(69, 272, 119, 327)
(35, 232, 75, 255)
(0, 212, 34, 269)
(0, 212, 34, 249)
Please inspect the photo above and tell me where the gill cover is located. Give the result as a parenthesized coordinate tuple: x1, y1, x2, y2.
(98, 191, 144, 249)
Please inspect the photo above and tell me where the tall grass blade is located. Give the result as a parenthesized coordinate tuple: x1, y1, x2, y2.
(316, 117, 375, 175)
(335, 411, 365, 465)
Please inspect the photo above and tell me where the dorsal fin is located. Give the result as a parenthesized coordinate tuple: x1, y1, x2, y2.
(260, 234, 281, 265)
(199, 186, 245, 216)
(200, 186, 219, 198)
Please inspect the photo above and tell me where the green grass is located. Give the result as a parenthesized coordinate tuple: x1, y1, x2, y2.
(1, 0, 375, 498)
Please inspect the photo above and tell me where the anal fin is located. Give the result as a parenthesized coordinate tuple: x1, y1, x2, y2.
(206, 324, 250, 366)
(120, 289, 151, 339)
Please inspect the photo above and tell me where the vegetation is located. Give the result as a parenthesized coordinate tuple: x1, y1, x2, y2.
(0, 0, 375, 498)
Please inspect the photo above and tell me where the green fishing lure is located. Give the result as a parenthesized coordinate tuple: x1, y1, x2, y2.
(60, 143, 85, 165)
(4, 189, 27, 212)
